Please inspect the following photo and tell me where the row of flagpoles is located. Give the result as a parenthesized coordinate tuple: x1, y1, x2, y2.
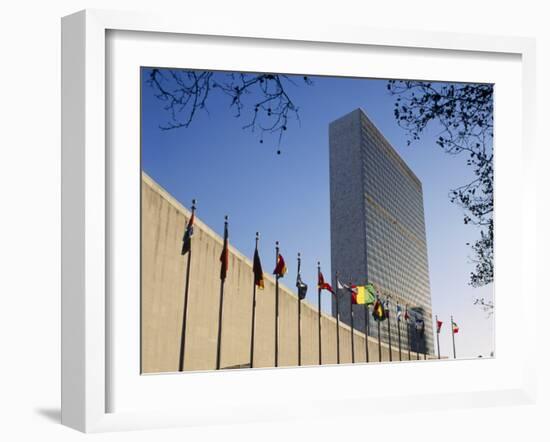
(177, 202, 460, 371)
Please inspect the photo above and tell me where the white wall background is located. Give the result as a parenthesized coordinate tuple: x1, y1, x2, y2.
(0, 1, 548, 440)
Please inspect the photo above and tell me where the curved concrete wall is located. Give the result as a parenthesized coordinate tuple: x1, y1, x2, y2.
(141, 173, 426, 374)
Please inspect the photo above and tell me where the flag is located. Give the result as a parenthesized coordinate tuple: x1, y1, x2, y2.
(365, 283, 377, 296)
(351, 285, 376, 305)
(273, 254, 287, 278)
(415, 318, 425, 336)
(337, 278, 355, 300)
(219, 221, 229, 281)
(336, 279, 358, 303)
(253, 247, 264, 289)
(336, 278, 353, 294)
(372, 299, 387, 321)
(181, 212, 194, 255)
(318, 271, 334, 293)
(404, 307, 410, 322)
(452, 321, 459, 334)
(350, 286, 360, 304)
(396, 304, 403, 321)
(336, 279, 347, 291)
(296, 274, 308, 300)
(436, 320, 443, 333)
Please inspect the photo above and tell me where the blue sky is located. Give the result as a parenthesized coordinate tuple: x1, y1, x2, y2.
(141, 68, 494, 359)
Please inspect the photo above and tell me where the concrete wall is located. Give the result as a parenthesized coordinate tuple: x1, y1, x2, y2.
(142, 173, 428, 374)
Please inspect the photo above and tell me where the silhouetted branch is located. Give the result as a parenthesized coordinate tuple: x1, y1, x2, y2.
(388, 80, 494, 287)
(474, 297, 494, 317)
(148, 69, 313, 149)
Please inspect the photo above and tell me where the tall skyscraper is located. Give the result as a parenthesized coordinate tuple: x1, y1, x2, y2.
(329, 108, 434, 355)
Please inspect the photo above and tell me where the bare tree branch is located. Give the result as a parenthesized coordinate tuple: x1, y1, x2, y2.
(388, 80, 494, 287)
(147, 69, 313, 150)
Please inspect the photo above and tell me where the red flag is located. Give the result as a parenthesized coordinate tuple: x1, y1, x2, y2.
(452, 321, 459, 334)
(273, 254, 287, 278)
(350, 287, 359, 305)
(317, 271, 334, 293)
(436, 320, 443, 334)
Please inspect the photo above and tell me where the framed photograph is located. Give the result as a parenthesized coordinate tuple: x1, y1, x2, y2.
(61, 9, 537, 433)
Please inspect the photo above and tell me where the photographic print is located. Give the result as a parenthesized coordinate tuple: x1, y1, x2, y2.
(140, 68, 494, 374)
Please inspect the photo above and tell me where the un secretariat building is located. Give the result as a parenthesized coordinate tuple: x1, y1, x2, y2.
(329, 108, 434, 355)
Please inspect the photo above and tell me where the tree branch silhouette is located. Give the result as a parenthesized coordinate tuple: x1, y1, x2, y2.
(148, 69, 313, 149)
(388, 80, 494, 287)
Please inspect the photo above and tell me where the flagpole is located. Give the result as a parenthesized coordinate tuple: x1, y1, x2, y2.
(334, 272, 341, 364)
(406, 306, 411, 360)
(451, 315, 457, 359)
(350, 303, 355, 363)
(275, 241, 280, 368)
(297, 253, 302, 367)
(346, 282, 355, 364)
(317, 262, 322, 366)
(364, 304, 370, 363)
(179, 199, 196, 372)
(435, 314, 441, 360)
(215, 215, 228, 370)
(249, 232, 260, 368)
(386, 299, 392, 362)
(377, 318, 382, 362)
(397, 310, 402, 362)
(416, 320, 420, 360)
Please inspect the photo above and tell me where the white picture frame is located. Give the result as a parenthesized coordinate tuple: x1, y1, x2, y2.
(61, 9, 537, 433)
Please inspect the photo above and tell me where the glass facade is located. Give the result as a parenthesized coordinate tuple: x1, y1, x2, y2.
(329, 109, 434, 356)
